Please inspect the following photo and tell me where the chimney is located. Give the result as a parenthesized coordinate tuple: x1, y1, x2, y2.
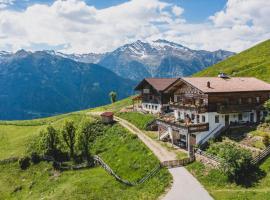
(207, 81, 210, 88)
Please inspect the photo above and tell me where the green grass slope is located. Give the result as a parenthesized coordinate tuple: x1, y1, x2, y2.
(194, 39, 270, 82)
(187, 158, 270, 200)
(0, 98, 171, 200)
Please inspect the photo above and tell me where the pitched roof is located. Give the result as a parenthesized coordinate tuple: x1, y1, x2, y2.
(181, 77, 270, 93)
(135, 78, 178, 91)
(100, 112, 114, 117)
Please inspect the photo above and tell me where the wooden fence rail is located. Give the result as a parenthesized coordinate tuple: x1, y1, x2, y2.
(251, 145, 270, 165)
(161, 157, 195, 168)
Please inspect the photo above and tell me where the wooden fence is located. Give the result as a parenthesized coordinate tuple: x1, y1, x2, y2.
(93, 155, 161, 186)
(251, 145, 270, 165)
(195, 149, 222, 164)
(161, 157, 195, 168)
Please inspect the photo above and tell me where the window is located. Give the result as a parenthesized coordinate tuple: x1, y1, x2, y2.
(248, 98, 252, 104)
(152, 105, 154, 109)
(145, 104, 148, 109)
(191, 114, 195, 120)
(238, 113, 243, 121)
(238, 98, 242, 104)
(215, 115, 219, 123)
(196, 115, 200, 123)
(149, 95, 153, 100)
(201, 115, 206, 123)
(143, 89, 150, 94)
(256, 97, 260, 103)
(155, 106, 157, 110)
(178, 111, 181, 118)
(263, 111, 268, 117)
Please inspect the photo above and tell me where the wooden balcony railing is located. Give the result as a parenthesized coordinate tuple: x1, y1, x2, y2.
(215, 104, 261, 113)
(169, 102, 208, 113)
(156, 118, 209, 133)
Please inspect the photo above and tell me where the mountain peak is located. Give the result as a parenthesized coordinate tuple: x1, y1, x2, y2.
(15, 49, 31, 57)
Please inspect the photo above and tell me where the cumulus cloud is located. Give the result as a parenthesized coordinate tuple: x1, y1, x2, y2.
(172, 5, 184, 16)
(0, 0, 269, 53)
(0, 0, 14, 9)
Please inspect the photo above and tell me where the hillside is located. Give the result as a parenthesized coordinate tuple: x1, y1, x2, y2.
(0, 98, 171, 200)
(0, 50, 135, 120)
(194, 39, 270, 82)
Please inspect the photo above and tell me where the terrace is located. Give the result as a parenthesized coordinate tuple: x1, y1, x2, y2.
(156, 113, 209, 133)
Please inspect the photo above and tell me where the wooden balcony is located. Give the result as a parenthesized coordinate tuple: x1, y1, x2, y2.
(215, 104, 262, 114)
(169, 102, 208, 113)
(156, 118, 209, 133)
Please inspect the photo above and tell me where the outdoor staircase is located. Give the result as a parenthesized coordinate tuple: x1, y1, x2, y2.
(159, 130, 170, 140)
(198, 124, 229, 148)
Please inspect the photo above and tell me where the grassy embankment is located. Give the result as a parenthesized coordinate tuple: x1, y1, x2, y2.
(0, 98, 171, 200)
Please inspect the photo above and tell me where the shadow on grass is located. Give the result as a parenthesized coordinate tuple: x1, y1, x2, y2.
(235, 165, 266, 187)
(224, 126, 257, 142)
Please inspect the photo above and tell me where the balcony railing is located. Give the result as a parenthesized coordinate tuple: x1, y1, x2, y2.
(169, 102, 208, 113)
(216, 104, 261, 113)
(156, 118, 209, 133)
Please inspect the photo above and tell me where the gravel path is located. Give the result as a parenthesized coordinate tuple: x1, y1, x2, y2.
(163, 168, 213, 200)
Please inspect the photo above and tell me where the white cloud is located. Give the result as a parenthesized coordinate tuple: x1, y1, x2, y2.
(0, 0, 269, 53)
(0, 0, 14, 9)
(172, 5, 183, 16)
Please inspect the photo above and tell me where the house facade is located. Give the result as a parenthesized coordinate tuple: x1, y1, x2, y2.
(136, 76, 270, 151)
(134, 78, 178, 114)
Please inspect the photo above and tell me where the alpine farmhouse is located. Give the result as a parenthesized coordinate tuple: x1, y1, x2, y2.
(134, 75, 270, 152)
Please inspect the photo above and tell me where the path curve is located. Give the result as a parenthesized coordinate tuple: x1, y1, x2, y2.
(88, 112, 212, 200)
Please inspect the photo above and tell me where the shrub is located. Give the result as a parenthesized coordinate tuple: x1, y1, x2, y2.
(30, 152, 41, 164)
(18, 157, 31, 170)
(207, 141, 253, 182)
(76, 120, 105, 164)
(62, 120, 76, 160)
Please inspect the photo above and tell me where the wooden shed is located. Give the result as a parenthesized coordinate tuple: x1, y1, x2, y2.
(100, 112, 114, 124)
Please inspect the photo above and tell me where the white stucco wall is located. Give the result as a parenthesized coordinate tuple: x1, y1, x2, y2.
(142, 103, 162, 114)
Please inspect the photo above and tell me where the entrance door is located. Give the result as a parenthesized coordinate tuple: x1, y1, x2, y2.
(250, 113, 254, 123)
(225, 115, 229, 126)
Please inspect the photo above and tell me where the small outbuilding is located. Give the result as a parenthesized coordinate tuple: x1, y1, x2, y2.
(100, 112, 114, 124)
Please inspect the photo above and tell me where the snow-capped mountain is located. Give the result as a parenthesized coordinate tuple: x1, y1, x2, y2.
(97, 39, 235, 80)
(0, 39, 234, 81)
(46, 50, 106, 64)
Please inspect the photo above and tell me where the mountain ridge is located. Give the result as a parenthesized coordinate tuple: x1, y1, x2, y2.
(0, 51, 135, 120)
(1, 39, 233, 80)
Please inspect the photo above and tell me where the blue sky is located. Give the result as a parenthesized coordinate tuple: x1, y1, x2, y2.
(0, 0, 269, 53)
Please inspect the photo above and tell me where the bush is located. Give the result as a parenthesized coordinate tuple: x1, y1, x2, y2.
(18, 157, 31, 170)
(30, 152, 41, 164)
(207, 141, 253, 182)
